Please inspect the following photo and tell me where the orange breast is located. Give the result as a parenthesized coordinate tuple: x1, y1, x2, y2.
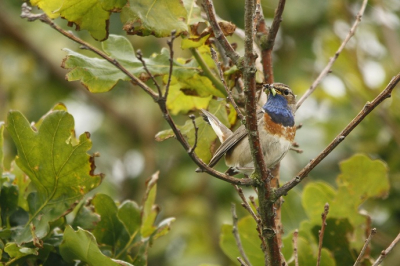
(263, 113, 296, 141)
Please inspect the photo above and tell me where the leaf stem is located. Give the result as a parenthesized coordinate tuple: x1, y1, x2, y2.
(190, 48, 227, 96)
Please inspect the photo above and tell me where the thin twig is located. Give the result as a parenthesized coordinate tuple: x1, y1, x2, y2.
(237, 257, 249, 266)
(372, 232, 400, 266)
(234, 185, 259, 222)
(210, 47, 244, 120)
(276, 73, 400, 198)
(296, 0, 368, 110)
(20, 3, 257, 187)
(188, 114, 198, 154)
(202, 0, 241, 66)
(233, 185, 268, 256)
(165, 31, 176, 99)
(293, 230, 299, 266)
(354, 228, 377, 266)
(136, 49, 162, 96)
(317, 203, 330, 266)
(249, 195, 258, 210)
(231, 203, 252, 266)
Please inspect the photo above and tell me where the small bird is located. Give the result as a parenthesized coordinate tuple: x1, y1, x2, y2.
(201, 83, 296, 175)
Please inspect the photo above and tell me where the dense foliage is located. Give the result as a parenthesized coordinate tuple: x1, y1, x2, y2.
(0, 0, 399, 265)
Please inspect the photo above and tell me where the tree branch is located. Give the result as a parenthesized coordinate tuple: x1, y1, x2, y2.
(21, 3, 256, 187)
(202, 0, 241, 66)
(295, 0, 368, 110)
(354, 228, 377, 266)
(317, 203, 330, 266)
(231, 203, 252, 266)
(256, 0, 286, 82)
(242, 0, 282, 265)
(293, 230, 299, 266)
(372, 232, 400, 266)
(276, 73, 400, 198)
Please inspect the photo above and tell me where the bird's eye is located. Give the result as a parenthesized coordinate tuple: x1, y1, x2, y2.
(283, 90, 289, 95)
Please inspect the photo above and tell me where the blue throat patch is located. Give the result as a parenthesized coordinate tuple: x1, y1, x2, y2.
(263, 94, 295, 127)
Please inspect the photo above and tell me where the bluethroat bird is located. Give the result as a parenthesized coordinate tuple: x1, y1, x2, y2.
(201, 83, 296, 175)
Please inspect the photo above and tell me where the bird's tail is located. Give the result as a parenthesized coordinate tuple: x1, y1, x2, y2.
(200, 109, 232, 143)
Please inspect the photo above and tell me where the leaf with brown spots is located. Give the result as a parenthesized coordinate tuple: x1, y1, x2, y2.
(6, 105, 102, 244)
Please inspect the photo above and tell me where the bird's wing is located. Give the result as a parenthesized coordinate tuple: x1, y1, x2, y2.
(208, 109, 265, 167)
(208, 124, 248, 167)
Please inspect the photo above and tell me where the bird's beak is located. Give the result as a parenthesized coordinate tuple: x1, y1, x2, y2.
(270, 87, 277, 96)
(263, 85, 277, 96)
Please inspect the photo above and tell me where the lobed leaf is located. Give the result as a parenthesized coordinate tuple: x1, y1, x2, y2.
(6, 109, 102, 243)
(121, 0, 188, 37)
(30, 0, 127, 40)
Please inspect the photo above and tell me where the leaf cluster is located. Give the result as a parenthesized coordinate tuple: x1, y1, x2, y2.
(0, 106, 173, 265)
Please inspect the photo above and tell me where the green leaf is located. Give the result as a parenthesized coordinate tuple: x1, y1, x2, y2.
(117, 201, 141, 236)
(0, 122, 4, 176)
(302, 181, 336, 223)
(6, 109, 102, 243)
(11, 161, 30, 211)
(71, 203, 100, 231)
(151, 217, 175, 241)
(183, 0, 206, 26)
(63, 36, 220, 96)
(121, 0, 188, 37)
(30, 0, 127, 41)
(293, 236, 335, 266)
(220, 216, 264, 266)
(312, 218, 354, 265)
(141, 172, 159, 238)
(0, 184, 18, 226)
(4, 242, 38, 262)
(330, 154, 389, 225)
(92, 194, 124, 247)
(281, 189, 308, 233)
(60, 226, 124, 266)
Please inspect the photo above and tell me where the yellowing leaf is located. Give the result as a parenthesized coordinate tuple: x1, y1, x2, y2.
(30, 0, 126, 40)
(121, 0, 188, 37)
(6, 109, 102, 243)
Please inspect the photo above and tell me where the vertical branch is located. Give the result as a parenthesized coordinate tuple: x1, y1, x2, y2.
(244, 0, 282, 265)
(317, 203, 330, 266)
(257, 0, 286, 83)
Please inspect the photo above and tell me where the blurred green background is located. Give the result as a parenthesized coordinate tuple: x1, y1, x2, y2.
(1, 0, 399, 265)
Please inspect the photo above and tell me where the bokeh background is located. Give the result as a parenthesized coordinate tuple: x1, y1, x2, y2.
(1, 0, 399, 265)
